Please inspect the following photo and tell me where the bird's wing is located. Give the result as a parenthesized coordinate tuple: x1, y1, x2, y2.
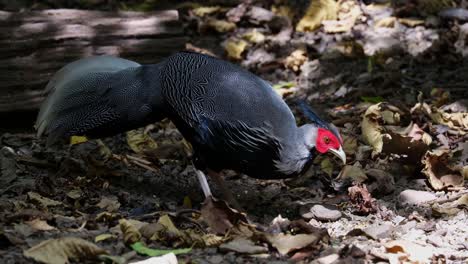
(36, 56, 165, 146)
(161, 52, 297, 138)
(191, 117, 282, 173)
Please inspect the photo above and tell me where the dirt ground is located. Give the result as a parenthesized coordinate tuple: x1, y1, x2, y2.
(1, 1, 468, 263)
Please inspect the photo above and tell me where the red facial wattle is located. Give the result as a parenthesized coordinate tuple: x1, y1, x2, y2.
(315, 128, 341, 153)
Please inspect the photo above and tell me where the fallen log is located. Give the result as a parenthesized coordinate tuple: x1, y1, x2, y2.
(0, 9, 186, 112)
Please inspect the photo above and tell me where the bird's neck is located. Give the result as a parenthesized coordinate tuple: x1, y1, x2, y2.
(274, 126, 314, 176)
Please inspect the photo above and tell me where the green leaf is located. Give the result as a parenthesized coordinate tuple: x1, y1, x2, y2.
(361, 96, 384, 104)
(130, 242, 191, 257)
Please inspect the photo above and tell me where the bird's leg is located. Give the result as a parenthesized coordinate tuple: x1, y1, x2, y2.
(195, 169, 212, 198)
(207, 169, 243, 211)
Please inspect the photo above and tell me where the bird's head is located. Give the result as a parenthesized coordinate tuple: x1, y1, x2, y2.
(298, 102, 346, 164)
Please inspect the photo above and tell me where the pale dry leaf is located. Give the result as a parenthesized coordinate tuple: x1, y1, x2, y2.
(323, 0, 362, 33)
(219, 237, 268, 254)
(296, 0, 339, 32)
(206, 19, 236, 33)
(432, 202, 462, 216)
(95, 234, 115, 243)
(129, 253, 177, 264)
(398, 18, 425, 27)
(97, 196, 121, 212)
(265, 232, 324, 255)
(119, 219, 142, 245)
(27, 192, 62, 207)
(374, 17, 396, 28)
(25, 219, 55, 231)
(384, 240, 434, 263)
(284, 48, 308, 72)
(422, 149, 464, 190)
(24, 237, 107, 264)
(224, 39, 248, 60)
(192, 6, 222, 17)
(242, 29, 265, 44)
(361, 103, 385, 154)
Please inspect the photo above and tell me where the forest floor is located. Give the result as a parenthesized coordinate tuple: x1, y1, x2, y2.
(1, 1, 468, 263)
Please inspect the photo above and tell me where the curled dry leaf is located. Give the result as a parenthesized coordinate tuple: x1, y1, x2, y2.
(422, 149, 464, 190)
(414, 102, 468, 135)
(200, 196, 250, 235)
(361, 103, 389, 155)
(432, 194, 468, 216)
(296, 0, 338, 32)
(23, 237, 107, 264)
(362, 103, 429, 161)
(225, 39, 248, 60)
(119, 219, 142, 245)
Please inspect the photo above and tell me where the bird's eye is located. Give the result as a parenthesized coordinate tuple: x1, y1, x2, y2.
(324, 136, 330, 144)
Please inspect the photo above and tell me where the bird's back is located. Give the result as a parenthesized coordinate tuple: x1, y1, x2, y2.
(161, 52, 296, 138)
(161, 52, 298, 177)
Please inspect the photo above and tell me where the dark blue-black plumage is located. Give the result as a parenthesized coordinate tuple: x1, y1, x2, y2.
(36, 52, 337, 180)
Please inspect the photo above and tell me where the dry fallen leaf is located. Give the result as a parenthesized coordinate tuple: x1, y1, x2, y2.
(24, 237, 107, 264)
(242, 29, 265, 44)
(296, 0, 338, 32)
(264, 232, 326, 256)
(126, 128, 158, 154)
(361, 103, 387, 154)
(200, 196, 250, 235)
(284, 48, 308, 72)
(225, 39, 248, 60)
(27, 192, 62, 208)
(97, 196, 121, 213)
(219, 237, 268, 254)
(25, 219, 55, 231)
(192, 6, 222, 17)
(206, 19, 236, 33)
(348, 184, 378, 215)
(384, 240, 434, 263)
(120, 219, 143, 245)
(415, 102, 468, 134)
(323, 0, 362, 33)
(129, 253, 178, 264)
(432, 194, 468, 216)
(362, 103, 429, 161)
(422, 149, 465, 190)
(374, 17, 396, 28)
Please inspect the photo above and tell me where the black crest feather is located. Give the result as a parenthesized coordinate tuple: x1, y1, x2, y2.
(297, 100, 342, 143)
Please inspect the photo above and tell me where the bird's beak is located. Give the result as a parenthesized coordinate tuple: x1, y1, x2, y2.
(328, 146, 346, 164)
